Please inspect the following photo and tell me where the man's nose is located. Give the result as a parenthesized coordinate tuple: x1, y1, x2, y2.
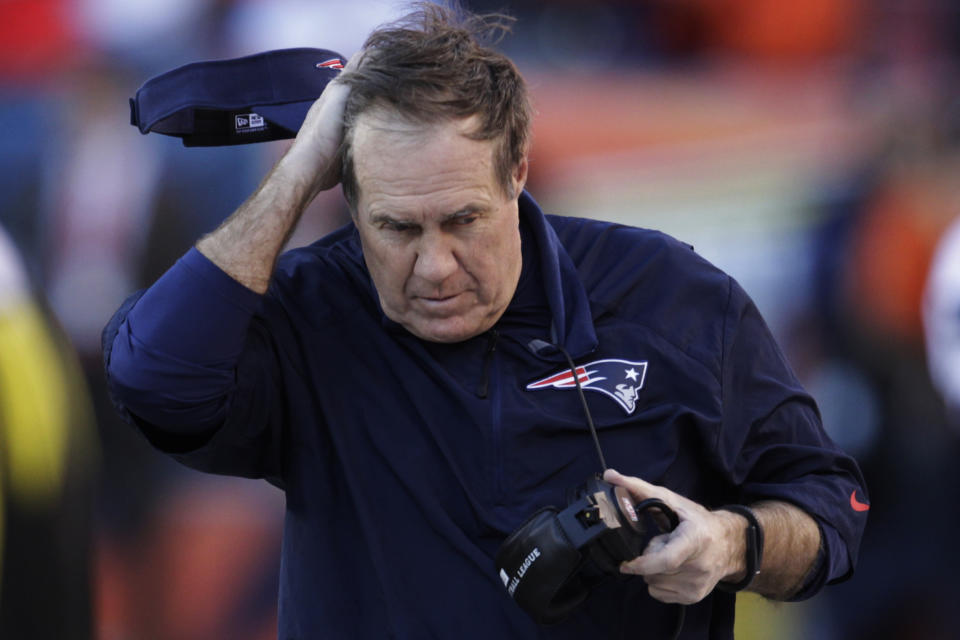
(413, 234, 459, 284)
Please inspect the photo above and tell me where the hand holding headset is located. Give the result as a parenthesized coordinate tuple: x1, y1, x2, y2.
(495, 473, 679, 625)
(495, 342, 684, 634)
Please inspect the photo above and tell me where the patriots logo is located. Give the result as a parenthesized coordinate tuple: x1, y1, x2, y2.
(316, 58, 345, 70)
(527, 359, 648, 415)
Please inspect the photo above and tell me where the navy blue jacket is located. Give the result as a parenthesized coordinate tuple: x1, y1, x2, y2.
(104, 192, 867, 639)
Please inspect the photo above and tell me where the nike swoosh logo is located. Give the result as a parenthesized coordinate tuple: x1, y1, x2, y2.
(850, 490, 870, 512)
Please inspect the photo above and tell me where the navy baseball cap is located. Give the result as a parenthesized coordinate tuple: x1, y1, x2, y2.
(129, 48, 347, 146)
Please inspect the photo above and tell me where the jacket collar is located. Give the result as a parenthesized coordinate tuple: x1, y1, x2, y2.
(517, 191, 597, 361)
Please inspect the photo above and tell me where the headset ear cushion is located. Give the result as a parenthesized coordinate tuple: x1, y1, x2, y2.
(495, 508, 588, 625)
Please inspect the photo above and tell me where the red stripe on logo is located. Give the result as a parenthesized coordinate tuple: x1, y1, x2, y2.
(527, 367, 588, 389)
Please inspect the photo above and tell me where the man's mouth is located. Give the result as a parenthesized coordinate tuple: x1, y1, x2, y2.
(418, 293, 460, 303)
(414, 292, 467, 314)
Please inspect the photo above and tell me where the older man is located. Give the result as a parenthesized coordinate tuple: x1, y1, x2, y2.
(104, 5, 867, 638)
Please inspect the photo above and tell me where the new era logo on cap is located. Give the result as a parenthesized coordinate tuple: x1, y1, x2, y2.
(235, 113, 265, 131)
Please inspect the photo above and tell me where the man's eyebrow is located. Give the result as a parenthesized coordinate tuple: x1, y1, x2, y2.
(442, 204, 486, 221)
(368, 212, 412, 225)
(367, 204, 487, 225)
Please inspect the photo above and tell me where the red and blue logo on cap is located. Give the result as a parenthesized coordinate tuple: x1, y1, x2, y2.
(316, 58, 344, 70)
(527, 359, 648, 415)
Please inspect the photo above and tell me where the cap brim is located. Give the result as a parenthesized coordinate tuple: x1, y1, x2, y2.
(129, 48, 345, 147)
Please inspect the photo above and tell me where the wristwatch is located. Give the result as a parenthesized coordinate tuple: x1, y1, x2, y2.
(716, 504, 764, 593)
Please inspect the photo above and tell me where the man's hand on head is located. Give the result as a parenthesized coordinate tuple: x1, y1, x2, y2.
(282, 79, 350, 200)
(195, 54, 366, 293)
(283, 52, 365, 200)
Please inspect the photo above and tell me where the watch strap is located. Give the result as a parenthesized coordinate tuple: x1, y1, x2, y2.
(716, 504, 764, 593)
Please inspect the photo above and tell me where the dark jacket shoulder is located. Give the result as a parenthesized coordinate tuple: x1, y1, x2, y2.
(546, 214, 732, 375)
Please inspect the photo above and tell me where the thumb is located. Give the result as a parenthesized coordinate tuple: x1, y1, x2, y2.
(605, 469, 707, 532)
(603, 468, 664, 502)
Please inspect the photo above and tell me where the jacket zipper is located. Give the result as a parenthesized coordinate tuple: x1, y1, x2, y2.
(476, 329, 499, 399)
(477, 329, 505, 502)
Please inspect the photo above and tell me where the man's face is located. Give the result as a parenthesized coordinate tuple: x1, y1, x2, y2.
(351, 111, 527, 343)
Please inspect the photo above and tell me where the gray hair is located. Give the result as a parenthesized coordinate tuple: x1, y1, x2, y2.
(336, 3, 532, 210)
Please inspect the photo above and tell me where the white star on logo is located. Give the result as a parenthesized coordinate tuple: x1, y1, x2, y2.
(624, 368, 639, 381)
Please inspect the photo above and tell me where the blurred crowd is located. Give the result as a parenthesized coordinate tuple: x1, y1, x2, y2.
(1, 0, 959, 638)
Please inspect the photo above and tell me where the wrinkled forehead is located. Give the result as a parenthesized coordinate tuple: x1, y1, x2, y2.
(348, 112, 507, 223)
(351, 109, 493, 180)
(351, 107, 433, 152)
(350, 105, 483, 148)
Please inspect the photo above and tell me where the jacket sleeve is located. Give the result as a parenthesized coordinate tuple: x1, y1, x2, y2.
(713, 276, 868, 600)
(102, 248, 285, 485)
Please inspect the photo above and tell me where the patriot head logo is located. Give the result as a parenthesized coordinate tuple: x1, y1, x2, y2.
(526, 359, 648, 415)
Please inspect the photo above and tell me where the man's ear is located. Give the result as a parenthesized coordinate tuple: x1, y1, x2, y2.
(512, 157, 529, 197)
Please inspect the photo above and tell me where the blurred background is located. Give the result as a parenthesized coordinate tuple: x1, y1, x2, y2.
(1, 0, 958, 638)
